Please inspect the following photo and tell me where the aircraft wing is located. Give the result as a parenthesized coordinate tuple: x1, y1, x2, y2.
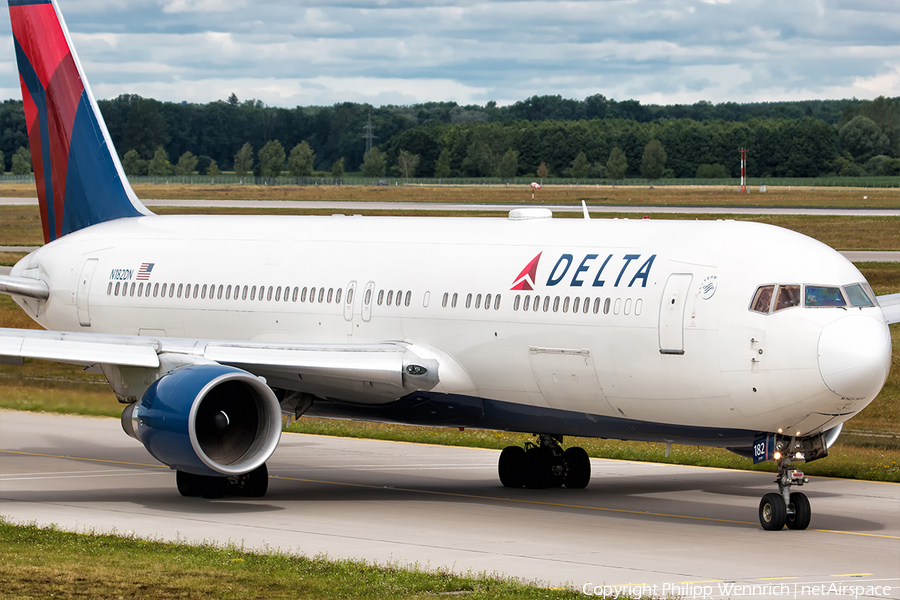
(878, 293, 900, 326)
(0, 328, 439, 397)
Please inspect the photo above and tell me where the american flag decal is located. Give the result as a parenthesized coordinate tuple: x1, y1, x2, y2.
(137, 263, 154, 280)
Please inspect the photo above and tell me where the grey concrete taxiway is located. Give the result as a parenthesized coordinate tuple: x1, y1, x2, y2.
(1, 411, 897, 598)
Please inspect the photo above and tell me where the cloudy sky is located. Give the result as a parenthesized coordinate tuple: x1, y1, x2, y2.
(2, 0, 898, 108)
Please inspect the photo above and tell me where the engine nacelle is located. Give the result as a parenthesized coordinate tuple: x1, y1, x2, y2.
(121, 364, 281, 476)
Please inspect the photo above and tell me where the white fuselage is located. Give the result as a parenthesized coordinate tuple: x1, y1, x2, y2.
(12, 213, 891, 442)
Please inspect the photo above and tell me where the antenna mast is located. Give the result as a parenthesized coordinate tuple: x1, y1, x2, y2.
(362, 114, 377, 154)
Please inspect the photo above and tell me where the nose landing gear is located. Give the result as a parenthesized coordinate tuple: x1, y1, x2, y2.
(498, 434, 591, 490)
(759, 454, 811, 531)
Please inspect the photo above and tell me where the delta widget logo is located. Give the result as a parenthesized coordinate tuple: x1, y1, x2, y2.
(511, 252, 542, 290)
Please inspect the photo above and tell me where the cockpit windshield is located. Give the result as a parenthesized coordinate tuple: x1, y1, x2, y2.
(774, 285, 800, 311)
(804, 286, 846, 307)
(750, 285, 774, 313)
(749, 282, 875, 314)
(844, 283, 876, 307)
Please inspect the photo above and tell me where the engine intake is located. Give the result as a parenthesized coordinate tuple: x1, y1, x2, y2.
(122, 364, 281, 476)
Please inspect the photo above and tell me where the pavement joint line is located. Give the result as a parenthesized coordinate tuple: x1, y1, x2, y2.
(1, 471, 167, 482)
(781, 577, 898, 585)
(0, 449, 166, 469)
(2, 468, 148, 476)
(810, 528, 900, 539)
(4, 449, 899, 539)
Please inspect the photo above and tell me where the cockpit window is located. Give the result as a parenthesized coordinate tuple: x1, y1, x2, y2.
(844, 283, 875, 307)
(750, 285, 775, 314)
(774, 285, 801, 312)
(805, 286, 846, 307)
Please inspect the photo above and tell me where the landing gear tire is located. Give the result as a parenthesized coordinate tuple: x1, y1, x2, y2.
(523, 447, 553, 489)
(498, 435, 590, 490)
(199, 476, 227, 499)
(176, 471, 227, 499)
(786, 492, 811, 530)
(499, 446, 526, 488)
(759, 492, 787, 531)
(176, 470, 201, 497)
(563, 447, 591, 489)
(229, 464, 269, 498)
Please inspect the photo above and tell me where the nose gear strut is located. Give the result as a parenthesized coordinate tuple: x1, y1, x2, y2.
(758, 437, 812, 531)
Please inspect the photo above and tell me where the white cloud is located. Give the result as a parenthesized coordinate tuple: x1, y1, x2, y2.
(158, 0, 246, 14)
(853, 64, 900, 96)
(92, 75, 489, 107)
(1, 1, 898, 107)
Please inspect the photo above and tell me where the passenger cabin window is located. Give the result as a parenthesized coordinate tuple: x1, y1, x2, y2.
(805, 286, 846, 307)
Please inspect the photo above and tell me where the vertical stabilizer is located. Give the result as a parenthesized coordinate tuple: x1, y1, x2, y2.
(8, 0, 152, 243)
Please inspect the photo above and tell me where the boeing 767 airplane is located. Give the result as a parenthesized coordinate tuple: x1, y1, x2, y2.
(2, 0, 897, 531)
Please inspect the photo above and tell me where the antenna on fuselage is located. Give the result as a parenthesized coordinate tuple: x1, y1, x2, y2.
(582, 200, 591, 220)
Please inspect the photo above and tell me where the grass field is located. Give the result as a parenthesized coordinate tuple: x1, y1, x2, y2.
(2, 204, 899, 251)
(0, 517, 586, 599)
(1, 180, 899, 208)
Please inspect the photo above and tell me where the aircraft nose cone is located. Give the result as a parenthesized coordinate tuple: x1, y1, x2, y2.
(818, 315, 891, 400)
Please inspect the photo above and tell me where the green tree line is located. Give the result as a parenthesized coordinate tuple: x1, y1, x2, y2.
(379, 108, 898, 179)
(1, 95, 897, 178)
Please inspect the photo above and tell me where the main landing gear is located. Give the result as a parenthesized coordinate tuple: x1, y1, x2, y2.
(176, 463, 269, 499)
(498, 434, 591, 489)
(759, 456, 811, 531)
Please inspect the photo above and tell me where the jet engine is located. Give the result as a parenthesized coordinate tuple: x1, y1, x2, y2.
(121, 364, 281, 476)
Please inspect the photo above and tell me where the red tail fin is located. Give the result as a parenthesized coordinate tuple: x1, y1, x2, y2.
(9, 0, 151, 243)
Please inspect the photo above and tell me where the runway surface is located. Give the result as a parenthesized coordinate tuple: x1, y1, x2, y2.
(2, 196, 900, 217)
(1, 411, 898, 598)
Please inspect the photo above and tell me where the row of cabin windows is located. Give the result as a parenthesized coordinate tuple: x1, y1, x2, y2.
(441, 292, 503, 310)
(513, 294, 642, 316)
(106, 281, 349, 306)
(105, 281, 642, 317)
(436, 292, 643, 317)
(376, 289, 412, 307)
